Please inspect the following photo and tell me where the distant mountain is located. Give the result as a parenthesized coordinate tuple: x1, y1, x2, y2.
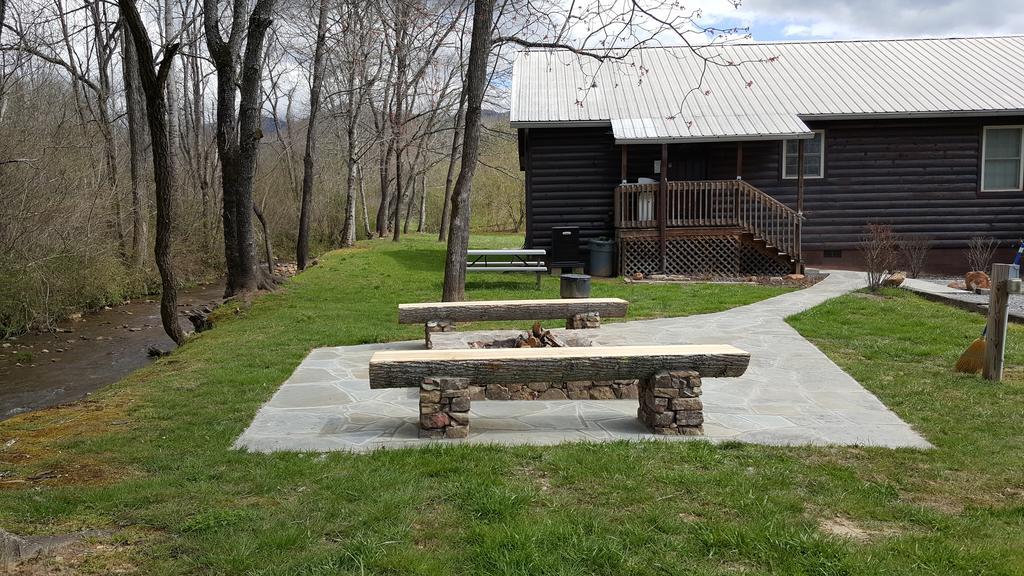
(481, 109, 510, 123)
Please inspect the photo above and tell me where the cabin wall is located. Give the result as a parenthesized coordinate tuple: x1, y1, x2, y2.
(734, 116, 1024, 253)
(521, 117, 1024, 268)
(522, 127, 619, 250)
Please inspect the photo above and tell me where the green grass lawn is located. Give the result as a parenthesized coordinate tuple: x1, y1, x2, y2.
(1, 234, 1022, 575)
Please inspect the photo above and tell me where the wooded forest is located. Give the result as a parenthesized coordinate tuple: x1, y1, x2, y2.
(0, 0, 528, 336)
(0, 0, 734, 338)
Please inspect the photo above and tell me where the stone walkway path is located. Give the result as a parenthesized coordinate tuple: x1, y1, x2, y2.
(235, 271, 931, 452)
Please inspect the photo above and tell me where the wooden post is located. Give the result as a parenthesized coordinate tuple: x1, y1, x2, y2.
(983, 263, 1018, 381)
(659, 143, 668, 272)
(795, 138, 806, 272)
(733, 142, 743, 224)
(620, 145, 628, 183)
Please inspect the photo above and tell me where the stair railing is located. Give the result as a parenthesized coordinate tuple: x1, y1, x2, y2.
(614, 180, 801, 262)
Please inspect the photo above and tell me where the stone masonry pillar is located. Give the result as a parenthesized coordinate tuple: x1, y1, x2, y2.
(638, 370, 704, 435)
(419, 377, 471, 438)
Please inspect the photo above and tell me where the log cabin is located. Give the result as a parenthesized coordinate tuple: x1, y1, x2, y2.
(510, 36, 1024, 275)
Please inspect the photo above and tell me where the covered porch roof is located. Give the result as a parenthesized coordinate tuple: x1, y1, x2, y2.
(610, 113, 814, 144)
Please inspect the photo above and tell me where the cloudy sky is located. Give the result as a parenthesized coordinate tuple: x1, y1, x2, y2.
(698, 0, 1024, 41)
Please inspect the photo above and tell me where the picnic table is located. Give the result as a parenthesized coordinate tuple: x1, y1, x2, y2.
(466, 248, 547, 289)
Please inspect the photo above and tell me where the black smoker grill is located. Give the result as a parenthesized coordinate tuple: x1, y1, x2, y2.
(550, 226, 585, 269)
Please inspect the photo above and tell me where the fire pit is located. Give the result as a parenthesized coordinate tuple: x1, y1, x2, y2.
(470, 322, 573, 348)
(428, 323, 639, 401)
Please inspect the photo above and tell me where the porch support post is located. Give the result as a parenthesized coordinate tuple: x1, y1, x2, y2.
(735, 141, 743, 178)
(620, 145, 628, 183)
(659, 143, 668, 272)
(795, 138, 805, 273)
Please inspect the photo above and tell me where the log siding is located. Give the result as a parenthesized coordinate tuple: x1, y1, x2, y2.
(521, 117, 1024, 251)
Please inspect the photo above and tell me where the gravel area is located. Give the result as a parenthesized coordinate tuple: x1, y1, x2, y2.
(901, 276, 1024, 320)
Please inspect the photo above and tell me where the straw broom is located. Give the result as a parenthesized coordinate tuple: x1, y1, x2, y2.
(955, 327, 986, 373)
(955, 241, 1024, 373)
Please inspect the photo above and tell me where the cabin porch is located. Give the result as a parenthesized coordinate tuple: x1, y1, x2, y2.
(613, 142, 807, 278)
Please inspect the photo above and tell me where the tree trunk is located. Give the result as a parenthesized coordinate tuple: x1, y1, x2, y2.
(442, 0, 494, 301)
(392, 148, 405, 241)
(438, 90, 465, 241)
(375, 139, 393, 237)
(163, 0, 179, 180)
(358, 163, 372, 239)
(0, 0, 7, 45)
(253, 203, 273, 275)
(118, 0, 185, 345)
(402, 166, 415, 234)
(88, 1, 123, 257)
(297, 0, 328, 269)
(339, 150, 358, 247)
(417, 170, 426, 233)
(205, 0, 277, 296)
(122, 26, 149, 269)
(339, 32, 359, 248)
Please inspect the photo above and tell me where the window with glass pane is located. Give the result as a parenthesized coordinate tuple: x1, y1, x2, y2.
(983, 127, 1023, 191)
(782, 131, 824, 178)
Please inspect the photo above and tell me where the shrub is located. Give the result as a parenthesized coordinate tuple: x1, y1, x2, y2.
(967, 236, 999, 273)
(899, 234, 932, 278)
(859, 223, 897, 291)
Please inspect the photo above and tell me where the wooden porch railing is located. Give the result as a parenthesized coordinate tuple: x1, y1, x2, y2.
(614, 179, 802, 261)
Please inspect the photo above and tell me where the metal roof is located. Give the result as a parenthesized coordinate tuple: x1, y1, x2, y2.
(509, 36, 1024, 143)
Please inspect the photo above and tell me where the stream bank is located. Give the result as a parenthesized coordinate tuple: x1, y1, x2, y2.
(0, 283, 224, 420)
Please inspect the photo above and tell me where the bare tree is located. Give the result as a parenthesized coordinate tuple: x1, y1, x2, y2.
(118, 0, 186, 344)
(442, 0, 493, 300)
(204, 0, 279, 295)
(296, 0, 328, 269)
(122, 25, 149, 268)
(0, 0, 7, 45)
(177, 0, 218, 251)
(437, 89, 465, 241)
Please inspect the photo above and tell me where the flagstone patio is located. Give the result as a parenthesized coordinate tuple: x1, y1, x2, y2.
(235, 270, 932, 452)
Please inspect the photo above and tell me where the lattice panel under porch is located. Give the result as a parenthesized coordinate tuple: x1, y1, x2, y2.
(738, 243, 791, 277)
(663, 236, 741, 276)
(619, 234, 792, 277)
(619, 235, 661, 277)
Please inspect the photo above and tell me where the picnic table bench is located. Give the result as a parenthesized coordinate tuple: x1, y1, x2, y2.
(467, 249, 547, 289)
(398, 297, 630, 346)
(368, 344, 750, 439)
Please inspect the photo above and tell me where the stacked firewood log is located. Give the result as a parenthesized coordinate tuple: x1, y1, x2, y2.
(471, 322, 567, 348)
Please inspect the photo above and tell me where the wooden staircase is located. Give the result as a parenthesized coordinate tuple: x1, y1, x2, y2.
(742, 233, 800, 273)
(614, 180, 802, 275)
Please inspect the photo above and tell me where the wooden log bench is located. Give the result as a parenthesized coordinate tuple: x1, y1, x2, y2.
(368, 345, 750, 439)
(467, 249, 548, 290)
(398, 298, 630, 347)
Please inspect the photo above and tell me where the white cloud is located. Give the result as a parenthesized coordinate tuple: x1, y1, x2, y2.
(685, 0, 1024, 40)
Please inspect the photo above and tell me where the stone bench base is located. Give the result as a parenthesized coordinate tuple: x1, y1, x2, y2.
(419, 377, 471, 439)
(637, 370, 704, 435)
(418, 370, 703, 439)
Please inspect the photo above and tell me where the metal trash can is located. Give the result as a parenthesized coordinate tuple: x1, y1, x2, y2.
(560, 273, 591, 298)
(589, 237, 615, 277)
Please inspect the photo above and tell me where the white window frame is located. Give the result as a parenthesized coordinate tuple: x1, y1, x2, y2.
(981, 125, 1024, 192)
(782, 130, 825, 180)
